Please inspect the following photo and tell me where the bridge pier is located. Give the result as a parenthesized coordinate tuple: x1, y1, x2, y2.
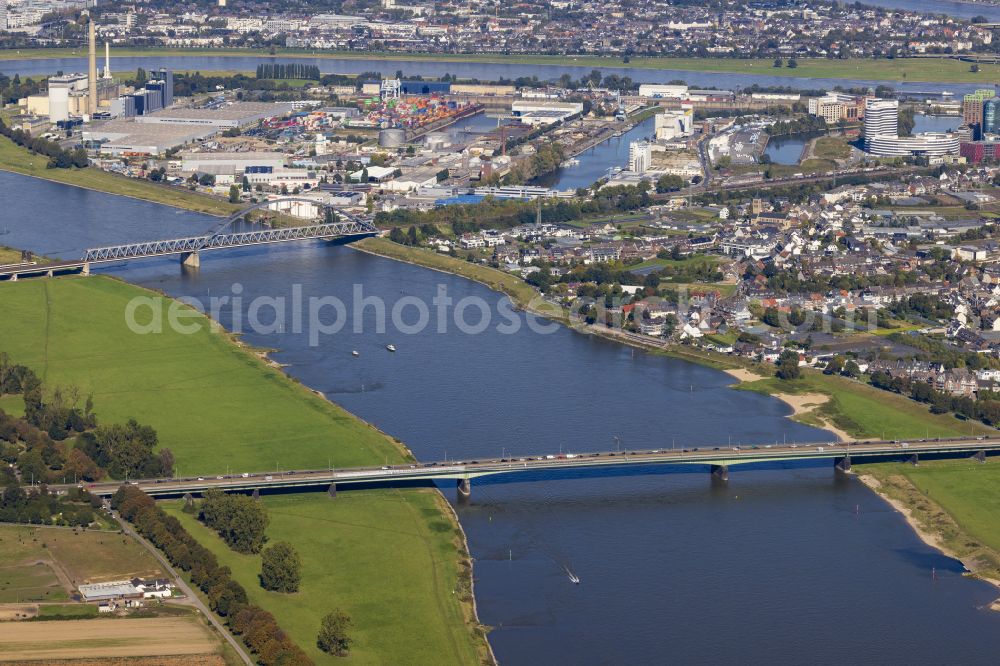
(834, 455, 852, 473)
(180, 251, 201, 268)
(328, 483, 337, 498)
(710, 465, 729, 482)
(457, 478, 472, 501)
(9, 274, 16, 282)
(252, 488, 260, 500)
(907, 453, 919, 466)
(972, 450, 987, 464)
(81, 262, 90, 276)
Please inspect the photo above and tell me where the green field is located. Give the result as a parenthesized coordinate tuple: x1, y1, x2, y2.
(4, 48, 1000, 83)
(0, 562, 66, 603)
(164, 491, 487, 665)
(862, 460, 1000, 579)
(0, 277, 406, 475)
(0, 276, 487, 662)
(0, 136, 240, 219)
(737, 372, 996, 440)
(813, 136, 853, 160)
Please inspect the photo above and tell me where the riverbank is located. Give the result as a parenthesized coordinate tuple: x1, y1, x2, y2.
(858, 468, 1000, 610)
(724, 368, 852, 441)
(4, 48, 1000, 83)
(0, 135, 239, 219)
(0, 275, 492, 664)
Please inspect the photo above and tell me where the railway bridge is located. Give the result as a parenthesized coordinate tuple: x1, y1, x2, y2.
(0, 198, 376, 280)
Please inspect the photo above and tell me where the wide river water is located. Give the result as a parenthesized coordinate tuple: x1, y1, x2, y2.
(3, 171, 1000, 663)
(0, 53, 990, 98)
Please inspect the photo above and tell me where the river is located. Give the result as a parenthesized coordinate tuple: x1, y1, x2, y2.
(0, 54, 989, 98)
(3, 170, 1000, 663)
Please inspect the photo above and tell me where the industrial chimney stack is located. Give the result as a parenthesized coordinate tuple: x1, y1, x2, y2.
(88, 17, 98, 115)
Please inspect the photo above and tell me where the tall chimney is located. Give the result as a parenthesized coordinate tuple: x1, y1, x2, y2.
(88, 18, 98, 115)
(104, 41, 111, 79)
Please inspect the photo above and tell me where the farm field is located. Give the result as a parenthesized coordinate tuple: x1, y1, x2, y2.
(0, 616, 220, 661)
(0, 525, 165, 602)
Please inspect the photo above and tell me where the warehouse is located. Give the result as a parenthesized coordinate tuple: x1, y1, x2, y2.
(180, 151, 287, 175)
(135, 102, 294, 129)
(84, 120, 217, 157)
(511, 101, 583, 124)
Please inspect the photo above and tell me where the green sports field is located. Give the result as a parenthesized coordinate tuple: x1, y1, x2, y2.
(0, 276, 405, 476)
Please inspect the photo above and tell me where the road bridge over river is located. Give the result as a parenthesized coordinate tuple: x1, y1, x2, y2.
(68, 437, 1000, 501)
(0, 198, 376, 280)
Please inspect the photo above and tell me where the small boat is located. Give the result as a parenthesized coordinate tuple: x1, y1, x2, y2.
(352, 350, 359, 357)
(564, 567, 580, 584)
(386, 344, 396, 352)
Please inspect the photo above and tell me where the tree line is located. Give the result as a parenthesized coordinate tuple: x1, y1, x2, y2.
(870, 371, 1000, 426)
(113, 485, 314, 665)
(0, 118, 88, 169)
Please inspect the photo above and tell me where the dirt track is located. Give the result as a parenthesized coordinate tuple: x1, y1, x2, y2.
(0, 616, 218, 662)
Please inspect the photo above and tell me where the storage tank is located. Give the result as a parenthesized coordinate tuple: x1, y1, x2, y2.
(378, 128, 406, 148)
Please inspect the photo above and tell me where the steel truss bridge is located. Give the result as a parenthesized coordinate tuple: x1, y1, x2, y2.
(1, 198, 376, 279)
(67, 437, 1000, 500)
(82, 218, 376, 264)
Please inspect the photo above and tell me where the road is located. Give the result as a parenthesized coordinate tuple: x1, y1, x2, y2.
(112, 512, 253, 666)
(74, 436, 1000, 498)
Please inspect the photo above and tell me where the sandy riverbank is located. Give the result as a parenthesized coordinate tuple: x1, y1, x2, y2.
(858, 474, 1000, 611)
(724, 368, 852, 442)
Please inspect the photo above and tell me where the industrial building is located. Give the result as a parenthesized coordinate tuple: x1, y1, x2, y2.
(654, 107, 694, 141)
(136, 103, 294, 129)
(84, 120, 218, 157)
(510, 101, 583, 126)
(638, 84, 689, 100)
(180, 152, 287, 176)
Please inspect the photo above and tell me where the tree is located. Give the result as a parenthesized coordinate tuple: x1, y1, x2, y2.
(773, 58, 783, 68)
(229, 185, 241, 203)
(260, 541, 301, 592)
(317, 610, 352, 656)
(787, 58, 798, 69)
(655, 174, 685, 193)
(199, 490, 269, 554)
(775, 350, 802, 380)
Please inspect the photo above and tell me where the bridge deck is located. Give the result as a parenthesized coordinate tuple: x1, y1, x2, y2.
(70, 437, 1000, 497)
